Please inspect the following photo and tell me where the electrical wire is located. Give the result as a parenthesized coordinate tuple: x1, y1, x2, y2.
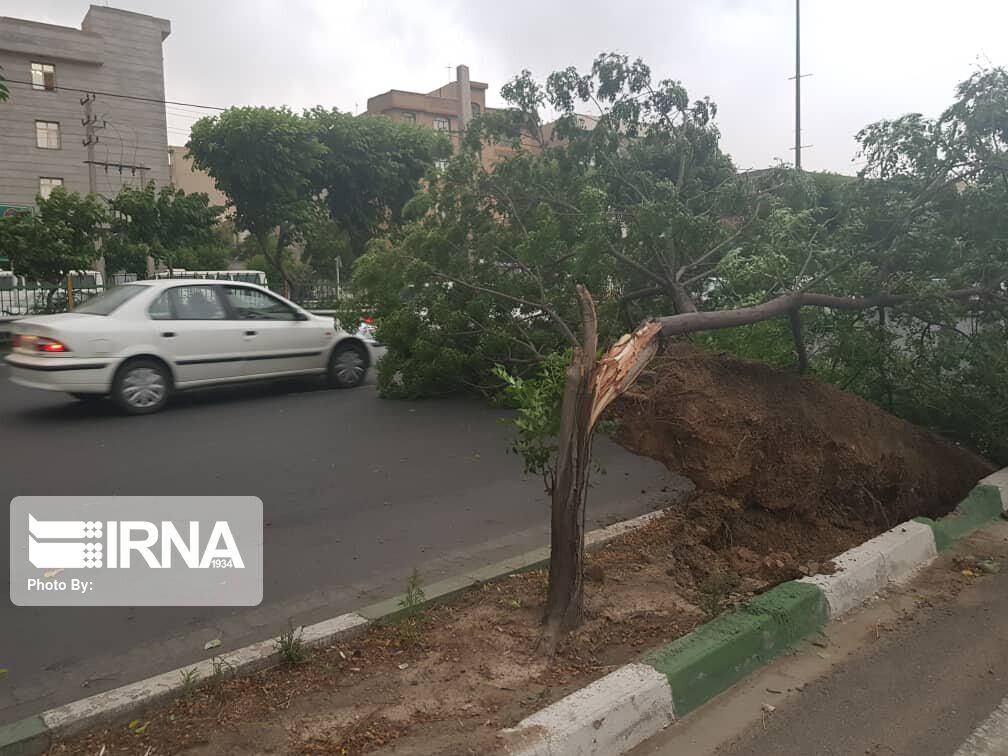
(1, 77, 226, 111)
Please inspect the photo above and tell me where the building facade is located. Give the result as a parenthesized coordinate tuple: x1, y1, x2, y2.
(0, 5, 171, 210)
(367, 64, 519, 167)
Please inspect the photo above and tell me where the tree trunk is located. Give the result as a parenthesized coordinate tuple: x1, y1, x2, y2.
(542, 341, 596, 647)
(788, 308, 808, 373)
(541, 290, 663, 651)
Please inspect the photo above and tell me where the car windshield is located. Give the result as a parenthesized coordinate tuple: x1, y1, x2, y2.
(75, 284, 147, 315)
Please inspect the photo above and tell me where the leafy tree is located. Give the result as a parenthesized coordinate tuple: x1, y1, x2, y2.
(188, 106, 448, 295)
(306, 108, 450, 259)
(106, 182, 225, 275)
(0, 65, 8, 102)
(2, 187, 105, 286)
(187, 107, 326, 293)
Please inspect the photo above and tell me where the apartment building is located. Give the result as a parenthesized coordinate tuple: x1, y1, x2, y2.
(0, 5, 172, 209)
(367, 64, 519, 167)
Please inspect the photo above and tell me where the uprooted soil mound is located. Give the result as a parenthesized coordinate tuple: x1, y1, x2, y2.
(613, 345, 994, 528)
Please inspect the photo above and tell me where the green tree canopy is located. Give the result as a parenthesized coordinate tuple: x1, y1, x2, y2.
(187, 106, 326, 291)
(105, 182, 226, 276)
(1, 187, 105, 285)
(306, 108, 450, 258)
(187, 105, 448, 293)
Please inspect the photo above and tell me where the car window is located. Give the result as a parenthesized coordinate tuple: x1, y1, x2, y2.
(75, 285, 146, 315)
(222, 286, 298, 321)
(148, 291, 174, 320)
(170, 285, 227, 320)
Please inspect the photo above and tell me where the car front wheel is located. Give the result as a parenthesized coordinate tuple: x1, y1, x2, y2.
(327, 342, 368, 389)
(112, 359, 171, 415)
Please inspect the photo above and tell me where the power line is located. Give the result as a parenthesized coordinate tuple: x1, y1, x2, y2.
(2, 77, 226, 111)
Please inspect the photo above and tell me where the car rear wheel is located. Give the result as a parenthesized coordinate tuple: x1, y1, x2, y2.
(327, 342, 368, 389)
(112, 359, 171, 415)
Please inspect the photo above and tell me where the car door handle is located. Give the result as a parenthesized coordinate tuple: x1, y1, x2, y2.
(244, 330, 257, 336)
(161, 332, 176, 338)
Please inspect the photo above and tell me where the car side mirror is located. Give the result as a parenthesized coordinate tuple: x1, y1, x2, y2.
(294, 311, 310, 321)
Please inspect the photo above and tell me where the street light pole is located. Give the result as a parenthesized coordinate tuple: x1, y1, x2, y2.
(795, 0, 802, 171)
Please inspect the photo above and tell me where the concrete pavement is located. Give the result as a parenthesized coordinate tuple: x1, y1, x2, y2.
(633, 520, 1008, 756)
(0, 367, 683, 725)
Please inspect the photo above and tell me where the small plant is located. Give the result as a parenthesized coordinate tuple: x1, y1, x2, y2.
(397, 568, 427, 646)
(698, 572, 738, 622)
(274, 622, 306, 664)
(209, 654, 234, 680)
(400, 568, 427, 615)
(178, 666, 200, 697)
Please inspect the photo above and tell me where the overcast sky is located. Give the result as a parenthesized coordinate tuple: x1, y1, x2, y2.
(6, 1, 1006, 173)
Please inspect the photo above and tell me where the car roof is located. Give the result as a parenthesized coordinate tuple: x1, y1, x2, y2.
(136, 279, 265, 290)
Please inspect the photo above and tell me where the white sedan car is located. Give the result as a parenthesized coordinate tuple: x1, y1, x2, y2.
(5, 280, 384, 414)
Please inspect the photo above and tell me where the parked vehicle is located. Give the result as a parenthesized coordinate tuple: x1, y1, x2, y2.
(5, 280, 384, 414)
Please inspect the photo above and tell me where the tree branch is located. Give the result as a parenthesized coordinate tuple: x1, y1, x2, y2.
(658, 287, 988, 338)
(423, 265, 580, 348)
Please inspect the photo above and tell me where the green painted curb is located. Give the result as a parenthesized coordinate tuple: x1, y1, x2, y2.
(0, 716, 49, 756)
(643, 581, 828, 716)
(914, 484, 1004, 551)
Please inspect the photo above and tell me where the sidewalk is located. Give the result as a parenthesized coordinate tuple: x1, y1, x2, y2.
(633, 519, 1008, 756)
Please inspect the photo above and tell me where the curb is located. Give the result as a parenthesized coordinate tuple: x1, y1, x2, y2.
(500, 470, 1008, 756)
(0, 510, 664, 755)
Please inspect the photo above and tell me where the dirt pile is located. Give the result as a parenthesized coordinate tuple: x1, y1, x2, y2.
(613, 345, 994, 528)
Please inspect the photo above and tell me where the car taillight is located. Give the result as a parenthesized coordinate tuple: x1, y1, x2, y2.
(37, 337, 69, 353)
(12, 334, 22, 348)
(363, 317, 375, 325)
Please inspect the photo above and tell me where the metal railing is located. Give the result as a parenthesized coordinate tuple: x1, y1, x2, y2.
(0, 274, 342, 318)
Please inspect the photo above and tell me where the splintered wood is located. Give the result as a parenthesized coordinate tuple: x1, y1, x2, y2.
(589, 320, 662, 429)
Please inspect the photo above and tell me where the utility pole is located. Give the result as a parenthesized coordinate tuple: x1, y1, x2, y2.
(789, 0, 812, 170)
(81, 93, 99, 194)
(794, 0, 801, 171)
(81, 95, 148, 189)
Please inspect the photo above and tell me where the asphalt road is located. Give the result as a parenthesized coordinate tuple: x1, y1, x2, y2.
(0, 367, 681, 725)
(636, 521, 1008, 756)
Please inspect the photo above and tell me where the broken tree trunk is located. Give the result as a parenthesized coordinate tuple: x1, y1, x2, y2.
(542, 286, 662, 649)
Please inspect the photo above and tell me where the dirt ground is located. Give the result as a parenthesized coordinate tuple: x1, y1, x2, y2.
(613, 345, 993, 524)
(50, 348, 994, 756)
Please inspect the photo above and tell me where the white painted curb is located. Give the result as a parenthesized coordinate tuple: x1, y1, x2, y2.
(585, 510, 665, 548)
(981, 470, 1008, 511)
(40, 612, 369, 737)
(799, 519, 937, 618)
(500, 663, 674, 756)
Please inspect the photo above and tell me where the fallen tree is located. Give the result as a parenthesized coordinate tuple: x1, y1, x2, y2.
(354, 55, 1008, 644)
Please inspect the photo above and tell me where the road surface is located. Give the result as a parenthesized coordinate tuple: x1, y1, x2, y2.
(0, 367, 682, 724)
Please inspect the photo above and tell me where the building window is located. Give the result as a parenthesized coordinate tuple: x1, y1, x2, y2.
(471, 102, 481, 117)
(35, 121, 61, 149)
(402, 112, 416, 124)
(39, 177, 63, 199)
(31, 62, 56, 91)
(435, 159, 449, 173)
(433, 117, 450, 132)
